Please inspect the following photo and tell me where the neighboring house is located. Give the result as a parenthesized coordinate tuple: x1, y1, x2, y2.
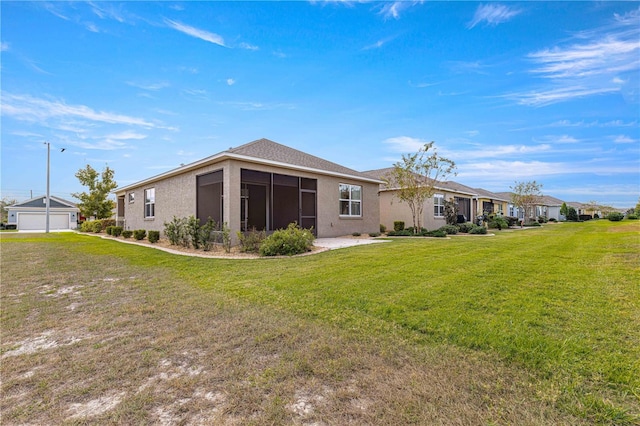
(494, 192, 525, 220)
(364, 168, 479, 231)
(6, 196, 79, 231)
(473, 188, 509, 218)
(114, 138, 382, 242)
(538, 195, 565, 221)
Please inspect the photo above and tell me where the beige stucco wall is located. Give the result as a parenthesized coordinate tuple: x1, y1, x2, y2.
(379, 189, 472, 231)
(120, 159, 380, 240)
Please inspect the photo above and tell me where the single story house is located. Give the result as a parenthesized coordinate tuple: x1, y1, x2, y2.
(364, 168, 479, 231)
(496, 192, 567, 221)
(5, 196, 79, 231)
(114, 138, 382, 243)
(473, 188, 509, 218)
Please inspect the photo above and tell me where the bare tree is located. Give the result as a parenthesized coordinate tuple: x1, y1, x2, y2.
(384, 142, 456, 233)
(510, 181, 543, 224)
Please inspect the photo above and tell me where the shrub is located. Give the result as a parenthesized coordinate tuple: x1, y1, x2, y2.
(380, 224, 386, 233)
(352, 232, 361, 237)
(122, 230, 133, 239)
(368, 232, 381, 237)
(538, 216, 548, 224)
(525, 221, 541, 227)
(112, 226, 123, 237)
(237, 227, 266, 253)
(488, 216, 509, 231)
(91, 221, 103, 233)
(148, 230, 160, 243)
(199, 218, 219, 251)
(548, 218, 557, 222)
(164, 216, 190, 247)
(221, 222, 232, 253)
(259, 223, 315, 256)
(393, 221, 405, 232)
(505, 216, 519, 227)
(566, 207, 578, 221)
(406, 227, 428, 235)
(439, 224, 458, 235)
(457, 222, 474, 233)
(607, 212, 624, 222)
(133, 229, 146, 240)
(386, 229, 412, 236)
(469, 224, 488, 234)
(105, 225, 114, 235)
(425, 229, 447, 237)
(626, 214, 638, 220)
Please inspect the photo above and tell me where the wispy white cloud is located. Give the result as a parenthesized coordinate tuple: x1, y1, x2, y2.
(218, 101, 296, 111)
(509, 12, 640, 106)
(507, 85, 620, 107)
(468, 4, 521, 29)
(534, 134, 580, 144)
(126, 81, 170, 91)
(239, 42, 259, 51)
(383, 136, 435, 153)
(443, 144, 553, 161)
(1, 93, 156, 127)
(85, 22, 99, 33)
(181, 89, 209, 101)
(548, 119, 639, 128)
(165, 19, 226, 47)
(1, 42, 9, 52)
(612, 134, 638, 144)
(226, 78, 236, 86)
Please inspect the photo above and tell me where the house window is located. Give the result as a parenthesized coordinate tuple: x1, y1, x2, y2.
(339, 184, 362, 217)
(128, 193, 135, 203)
(434, 194, 444, 217)
(144, 188, 155, 218)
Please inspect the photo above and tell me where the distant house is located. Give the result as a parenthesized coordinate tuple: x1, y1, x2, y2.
(5, 196, 79, 231)
(364, 168, 479, 230)
(497, 192, 566, 221)
(473, 188, 509, 218)
(114, 138, 382, 242)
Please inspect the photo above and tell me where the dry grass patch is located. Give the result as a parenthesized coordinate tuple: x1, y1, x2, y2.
(1, 233, 595, 424)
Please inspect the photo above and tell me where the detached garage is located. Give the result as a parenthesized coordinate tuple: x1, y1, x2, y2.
(6, 196, 79, 231)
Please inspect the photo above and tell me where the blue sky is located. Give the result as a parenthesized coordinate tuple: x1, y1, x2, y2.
(2, 1, 639, 209)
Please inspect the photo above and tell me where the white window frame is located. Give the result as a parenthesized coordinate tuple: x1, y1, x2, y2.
(434, 194, 445, 217)
(339, 184, 362, 217)
(128, 192, 135, 203)
(144, 188, 155, 218)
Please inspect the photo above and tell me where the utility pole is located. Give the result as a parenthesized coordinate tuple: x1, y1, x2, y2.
(45, 141, 50, 233)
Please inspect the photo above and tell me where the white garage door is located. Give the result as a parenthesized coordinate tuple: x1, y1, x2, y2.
(18, 213, 70, 231)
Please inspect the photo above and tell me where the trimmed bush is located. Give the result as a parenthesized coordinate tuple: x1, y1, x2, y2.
(368, 232, 381, 237)
(133, 229, 146, 240)
(626, 214, 638, 220)
(386, 229, 412, 236)
(439, 224, 458, 235)
(456, 222, 474, 233)
(607, 212, 624, 222)
(524, 221, 542, 227)
(199, 217, 220, 251)
(548, 218, 557, 222)
(259, 223, 315, 256)
(425, 229, 447, 238)
(105, 225, 114, 235)
(148, 230, 160, 243)
(91, 221, 103, 233)
(352, 232, 361, 237)
(112, 226, 123, 237)
(380, 224, 386, 233)
(469, 224, 488, 234)
(505, 216, 519, 227)
(489, 216, 509, 231)
(122, 230, 133, 239)
(237, 227, 266, 253)
(393, 221, 405, 232)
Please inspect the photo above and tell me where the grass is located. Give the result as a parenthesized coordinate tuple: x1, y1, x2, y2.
(1, 220, 638, 424)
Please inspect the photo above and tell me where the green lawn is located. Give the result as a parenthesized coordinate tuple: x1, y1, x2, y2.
(1, 220, 638, 424)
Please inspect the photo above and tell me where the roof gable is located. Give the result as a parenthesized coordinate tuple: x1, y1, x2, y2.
(10, 196, 77, 209)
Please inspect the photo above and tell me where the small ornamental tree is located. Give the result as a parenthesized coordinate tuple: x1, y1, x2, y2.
(560, 202, 568, 218)
(510, 181, 543, 225)
(444, 199, 458, 225)
(72, 165, 117, 219)
(383, 142, 456, 234)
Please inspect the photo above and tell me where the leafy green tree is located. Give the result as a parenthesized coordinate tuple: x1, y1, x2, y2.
(444, 199, 458, 225)
(566, 206, 578, 221)
(383, 142, 456, 234)
(1, 197, 17, 223)
(72, 165, 117, 219)
(510, 181, 543, 224)
(635, 197, 640, 215)
(560, 202, 568, 218)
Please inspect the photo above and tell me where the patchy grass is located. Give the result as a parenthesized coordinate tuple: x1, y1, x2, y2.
(1, 220, 638, 424)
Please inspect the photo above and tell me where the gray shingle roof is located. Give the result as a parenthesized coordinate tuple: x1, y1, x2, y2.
(10, 196, 77, 209)
(229, 139, 374, 180)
